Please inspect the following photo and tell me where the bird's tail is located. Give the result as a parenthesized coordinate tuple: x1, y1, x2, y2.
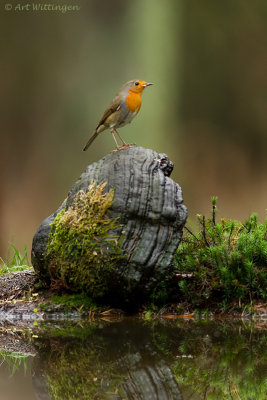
(83, 130, 99, 151)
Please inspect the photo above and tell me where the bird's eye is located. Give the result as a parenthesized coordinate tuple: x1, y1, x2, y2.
(135, 82, 139, 86)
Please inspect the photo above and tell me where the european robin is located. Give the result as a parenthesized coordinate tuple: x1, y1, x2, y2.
(83, 79, 153, 151)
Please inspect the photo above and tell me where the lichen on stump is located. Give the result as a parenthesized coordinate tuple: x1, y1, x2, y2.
(31, 146, 188, 308)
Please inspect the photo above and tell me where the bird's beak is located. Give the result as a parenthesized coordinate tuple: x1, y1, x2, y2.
(144, 82, 153, 87)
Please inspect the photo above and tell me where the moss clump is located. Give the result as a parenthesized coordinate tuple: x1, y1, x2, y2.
(174, 197, 267, 311)
(45, 181, 125, 298)
(39, 293, 97, 314)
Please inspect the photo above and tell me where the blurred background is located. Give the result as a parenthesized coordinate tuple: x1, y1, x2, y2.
(1, 0, 267, 258)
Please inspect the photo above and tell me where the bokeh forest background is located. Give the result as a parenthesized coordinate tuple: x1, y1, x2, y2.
(1, 0, 267, 258)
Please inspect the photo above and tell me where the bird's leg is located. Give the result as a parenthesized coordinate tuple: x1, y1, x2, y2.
(110, 128, 128, 152)
(114, 129, 136, 149)
(114, 129, 128, 146)
(110, 128, 120, 149)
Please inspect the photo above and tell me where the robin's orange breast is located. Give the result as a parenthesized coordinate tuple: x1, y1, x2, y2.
(125, 92, 142, 113)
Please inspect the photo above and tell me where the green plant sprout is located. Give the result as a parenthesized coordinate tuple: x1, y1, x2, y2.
(0, 244, 32, 274)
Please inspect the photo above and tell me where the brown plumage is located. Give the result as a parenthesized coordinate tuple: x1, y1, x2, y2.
(83, 79, 152, 151)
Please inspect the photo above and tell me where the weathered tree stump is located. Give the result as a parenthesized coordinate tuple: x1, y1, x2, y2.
(31, 146, 187, 308)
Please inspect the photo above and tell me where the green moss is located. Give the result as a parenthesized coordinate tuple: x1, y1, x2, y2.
(50, 293, 96, 309)
(45, 181, 126, 298)
(174, 197, 267, 311)
(38, 293, 97, 314)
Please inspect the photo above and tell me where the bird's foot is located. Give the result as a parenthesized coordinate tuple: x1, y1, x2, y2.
(112, 143, 136, 152)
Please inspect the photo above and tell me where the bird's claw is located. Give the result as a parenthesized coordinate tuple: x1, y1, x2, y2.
(112, 143, 136, 152)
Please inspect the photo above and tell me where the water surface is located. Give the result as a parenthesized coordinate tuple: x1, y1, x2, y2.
(0, 317, 266, 399)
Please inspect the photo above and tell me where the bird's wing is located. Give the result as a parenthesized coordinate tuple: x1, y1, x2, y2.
(96, 95, 122, 130)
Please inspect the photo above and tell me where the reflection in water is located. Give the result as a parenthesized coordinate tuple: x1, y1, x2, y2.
(33, 320, 183, 400)
(0, 318, 266, 399)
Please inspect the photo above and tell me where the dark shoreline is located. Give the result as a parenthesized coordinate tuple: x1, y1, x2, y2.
(1, 271, 266, 323)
